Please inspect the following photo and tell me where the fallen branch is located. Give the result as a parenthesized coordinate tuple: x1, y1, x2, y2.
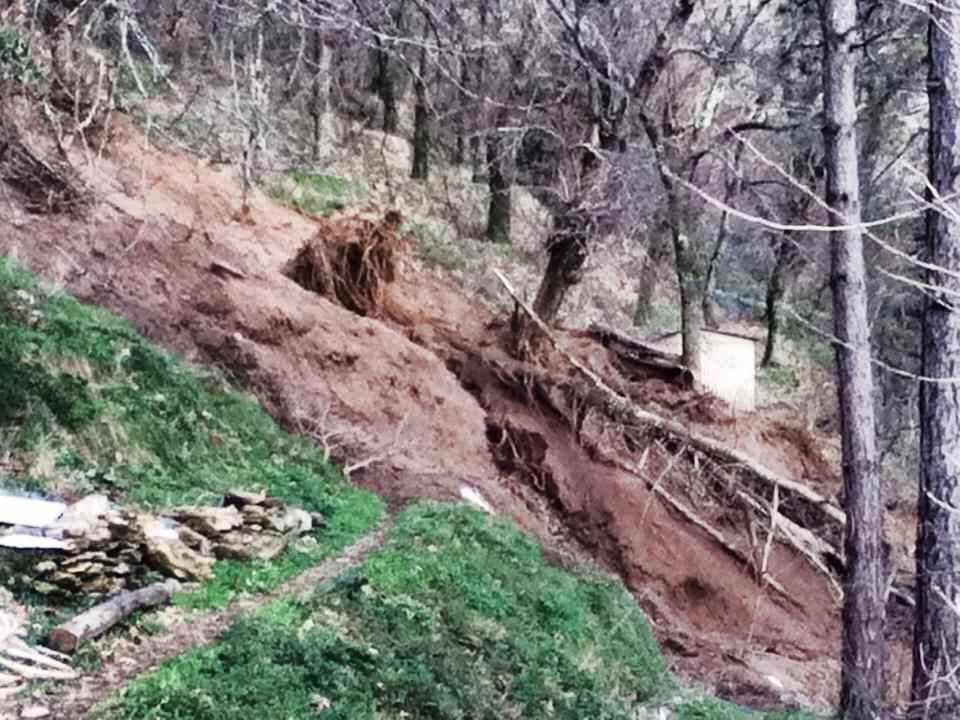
(737, 489, 844, 600)
(618, 456, 796, 604)
(47, 579, 180, 654)
(0, 609, 76, 689)
(492, 270, 846, 530)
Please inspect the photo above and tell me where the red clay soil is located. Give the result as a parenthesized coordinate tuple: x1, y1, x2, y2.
(0, 115, 893, 712)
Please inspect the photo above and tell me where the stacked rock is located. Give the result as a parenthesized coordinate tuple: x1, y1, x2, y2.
(4, 491, 319, 598)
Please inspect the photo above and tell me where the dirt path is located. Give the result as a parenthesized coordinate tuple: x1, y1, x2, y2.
(9, 521, 390, 720)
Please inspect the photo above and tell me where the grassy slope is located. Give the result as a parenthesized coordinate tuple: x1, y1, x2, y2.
(97, 504, 817, 720)
(97, 502, 670, 720)
(0, 256, 383, 609)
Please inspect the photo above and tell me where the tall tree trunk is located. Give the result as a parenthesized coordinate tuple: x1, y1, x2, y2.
(821, 1, 886, 717)
(374, 39, 398, 134)
(454, 58, 469, 165)
(471, 0, 489, 184)
(633, 233, 671, 327)
(911, 6, 960, 717)
(528, 212, 589, 335)
(761, 236, 799, 367)
(411, 45, 430, 181)
(673, 229, 703, 376)
(702, 145, 744, 328)
(486, 121, 512, 243)
(310, 31, 330, 162)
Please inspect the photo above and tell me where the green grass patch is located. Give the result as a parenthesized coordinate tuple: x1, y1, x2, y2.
(264, 171, 364, 217)
(99, 502, 673, 720)
(757, 363, 798, 390)
(675, 696, 820, 720)
(0, 255, 382, 605)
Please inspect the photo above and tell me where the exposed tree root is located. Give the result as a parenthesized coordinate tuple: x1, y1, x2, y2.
(285, 209, 408, 318)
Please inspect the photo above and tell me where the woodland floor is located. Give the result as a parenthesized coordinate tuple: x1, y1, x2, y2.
(0, 113, 918, 714)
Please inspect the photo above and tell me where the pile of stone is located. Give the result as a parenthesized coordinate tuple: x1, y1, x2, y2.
(1, 490, 321, 597)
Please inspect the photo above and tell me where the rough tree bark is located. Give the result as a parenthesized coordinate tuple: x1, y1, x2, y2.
(471, 0, 489, 183)
(47, 580, 179, 654)
(373, 37, 398, 134)
(633, 233, 672, 327)
(411, 44, 430, 181)
(702, 145, 744, 328)
(911, 5, 960, 716)
(530, 209, 590, 326)
(485, 119, 512, 243)
(820, 1, 887, 717)
(761, 235, 801, 367)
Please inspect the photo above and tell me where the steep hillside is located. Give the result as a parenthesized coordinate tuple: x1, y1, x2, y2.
(0, 111, 890, 715)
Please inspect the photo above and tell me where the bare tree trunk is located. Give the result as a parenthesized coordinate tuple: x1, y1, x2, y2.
(673, 229, 703, 376)
(411, 44, 430, 181)
(761, 236, 800, 367)
(703, 145, 744, 328)
(454, 58, 469, 165)
(821, 1, 886, 717)
(911, 6, 960, 716)
(486, 115, 512, 243)
(633, 234, 671, 327)
(470, 0, 489, 184)
(529, 211, 589, 331)
(310, 31, 330, 162)
(373, 39, 398, 134)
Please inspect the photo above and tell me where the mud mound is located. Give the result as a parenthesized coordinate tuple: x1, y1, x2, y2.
(286, 209, 408, 318)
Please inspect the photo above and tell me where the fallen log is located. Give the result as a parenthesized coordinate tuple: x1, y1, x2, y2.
(586, 323, 694, 388)
(47, 579, 179, 654)
(493, 270, 846, 528)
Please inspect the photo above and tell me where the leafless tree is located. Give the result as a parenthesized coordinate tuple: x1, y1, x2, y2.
(820, 0, 887, 716)
(911, 2, 960, 717)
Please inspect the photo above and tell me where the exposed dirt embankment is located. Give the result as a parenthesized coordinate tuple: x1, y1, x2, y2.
(3, 115, 857, 711)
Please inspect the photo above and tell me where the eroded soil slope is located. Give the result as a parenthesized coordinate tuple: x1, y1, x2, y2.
(2, 116, 854, 711)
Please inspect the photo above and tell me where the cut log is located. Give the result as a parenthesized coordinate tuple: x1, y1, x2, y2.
(494, 270, 846, 529)
(47, 579, 179, 654)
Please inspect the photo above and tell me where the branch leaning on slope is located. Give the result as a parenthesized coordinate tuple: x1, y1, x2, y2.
(493, 270, 843, 508)
(492, 268, 847, 526)
(615, 454, 798, 605)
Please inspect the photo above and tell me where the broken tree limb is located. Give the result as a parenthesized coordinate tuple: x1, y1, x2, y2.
(586, 323, 694, 388)
(737, 489, 844, 600)
(47, 579, 179, 654)
(616, 456, 797, 605)
(492, 269, 847, 530)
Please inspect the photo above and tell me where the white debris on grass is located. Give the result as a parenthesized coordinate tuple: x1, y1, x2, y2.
(459, 485, 494, 514)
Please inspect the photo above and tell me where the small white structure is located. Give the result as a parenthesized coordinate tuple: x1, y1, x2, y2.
(648, 329, 758, 412)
